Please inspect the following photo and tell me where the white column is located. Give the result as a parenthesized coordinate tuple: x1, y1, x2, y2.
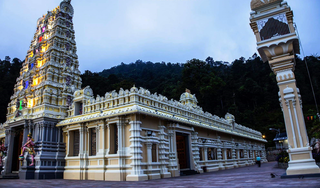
(117, 122, 122, 154)
(204, 147, 208, 162)
(147, 142, 153, 169)
(167, 124, 178, 177)
(96, 126, 100, 154)
(127, 120, 147, 181)
(101, 123, 105, 155)
(107, 123, 110, 154)
(158, 125, 171, 178)
(67, 130, 70, 156)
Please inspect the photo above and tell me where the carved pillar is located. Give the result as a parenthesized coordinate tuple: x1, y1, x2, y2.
(237, 149, 240, 159)
(167, 124, 178, 177)
(204, 147, 208, 162)
(117, 121, 123, 154)
(231, 139, 237, 167)
(158, 125, 170, 178)
(95, 125, 100, 154)
(146, 142, 153, 169)
(191, 131, 202, 173)
(217, 137, 224, 170)
(249, 0, 319, 175)
(2, 128, 13, 175)
(127, 120, 147, 181)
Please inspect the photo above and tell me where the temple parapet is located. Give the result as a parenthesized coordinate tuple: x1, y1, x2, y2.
(58, 86, 264, 142)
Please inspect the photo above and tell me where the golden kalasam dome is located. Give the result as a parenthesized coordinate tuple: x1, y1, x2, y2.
(250, 0, 282, 10)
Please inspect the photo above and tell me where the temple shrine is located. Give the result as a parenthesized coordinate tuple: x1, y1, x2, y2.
(0, 0, 267, 181)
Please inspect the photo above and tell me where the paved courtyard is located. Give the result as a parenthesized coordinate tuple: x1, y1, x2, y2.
(1, 161, 320, 187)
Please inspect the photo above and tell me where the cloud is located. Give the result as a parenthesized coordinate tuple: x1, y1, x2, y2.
(0, 0, 319, 72)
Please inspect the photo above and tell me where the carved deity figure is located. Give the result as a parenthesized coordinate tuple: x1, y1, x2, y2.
(20, 133, 35, 166)
(0, 142, 6, 166)
(314, 139, 320, 154)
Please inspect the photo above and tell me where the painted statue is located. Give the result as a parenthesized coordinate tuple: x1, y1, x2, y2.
(20, 133, 35, 166)
(0, 142, 6, 166)
(314, 139, 320, 154)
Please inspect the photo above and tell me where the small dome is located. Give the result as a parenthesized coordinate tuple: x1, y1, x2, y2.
(180, 89, 198, 107)
(250, 0, 282, 10)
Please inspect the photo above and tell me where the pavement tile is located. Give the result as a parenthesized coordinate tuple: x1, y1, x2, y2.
(1, 161, 320, 187)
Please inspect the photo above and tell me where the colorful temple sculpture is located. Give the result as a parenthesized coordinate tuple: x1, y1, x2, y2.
(249, 0, 320, 176)
(0, 0, 267, 181)
(0, 0, 81, 179)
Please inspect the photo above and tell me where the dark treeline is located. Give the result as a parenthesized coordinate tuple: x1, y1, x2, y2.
(82, 54, 320, 147)
(0, 56, 23, 123)
(1, 54, 320, 147)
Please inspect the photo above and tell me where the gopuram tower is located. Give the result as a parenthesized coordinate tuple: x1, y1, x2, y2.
(249, 0, 320, 176)
(2, 0, 81, 179)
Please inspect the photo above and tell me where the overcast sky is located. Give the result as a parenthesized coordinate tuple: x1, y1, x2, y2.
(0, 0, 319, 72)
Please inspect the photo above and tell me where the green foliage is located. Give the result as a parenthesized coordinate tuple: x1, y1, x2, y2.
(0, 57, 23, 123)
(2, 54, 320, 148)
(276, 150, 289, 163)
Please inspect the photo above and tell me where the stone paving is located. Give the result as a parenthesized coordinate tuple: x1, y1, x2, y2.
(1, 161, 320, 187)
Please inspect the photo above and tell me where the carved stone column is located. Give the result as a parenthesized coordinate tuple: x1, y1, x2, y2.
(146, 142, 153, 169)
(249, 0, 319, 176)
(231, 139, 237, 168)
(127, 120, 148, 181)
(158, 125, 171, 178)
(2, 128, 13, 175)
(167, 124, 178, 177)
(217, 137, 224, 170)
(191, 131, 202, 173)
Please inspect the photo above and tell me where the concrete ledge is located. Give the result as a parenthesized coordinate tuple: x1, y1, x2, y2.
(281, 172, 320, 179)
(160, 172, 171, 178)
(206, 167, 219, 172)
(148, 173, 161, 180)
(169, 169, 180, 177)
(126, 174, 148, 181)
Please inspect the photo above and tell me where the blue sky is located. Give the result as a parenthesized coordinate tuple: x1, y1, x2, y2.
(0, 0, 319, 72)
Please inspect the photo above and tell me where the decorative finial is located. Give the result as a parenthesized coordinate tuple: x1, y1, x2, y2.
(186, 88, 191, 93)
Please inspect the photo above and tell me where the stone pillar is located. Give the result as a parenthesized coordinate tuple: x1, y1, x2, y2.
(106, 123, 110, 155)
(146, 142, 153, 169)
(95, 125, 100, 154)
(204, 147, 208, 162)
(223, 148, 227, 161)
(127, 121, 147, 181)
(2, 128, 13, 175)
(231, 140, 237, 168)
(158, 125, 171, 178)
(167, 125, 178, 177)
(67, 130, 70, 156)
(79, 123, 88, 180)
(101, 122, 106, 155)
(117, 118, 126, 181)
(191, 131, 202, 173)
(249, 0, 319, 176)
(217, 137, 224, 170)
(249, 150, 253, 165)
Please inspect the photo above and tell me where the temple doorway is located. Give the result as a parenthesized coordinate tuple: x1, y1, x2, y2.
(176, 133, 190, 170)
(11, 128, 23, 173)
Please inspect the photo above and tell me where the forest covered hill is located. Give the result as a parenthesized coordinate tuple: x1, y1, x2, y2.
(1, 54, 320, 146)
